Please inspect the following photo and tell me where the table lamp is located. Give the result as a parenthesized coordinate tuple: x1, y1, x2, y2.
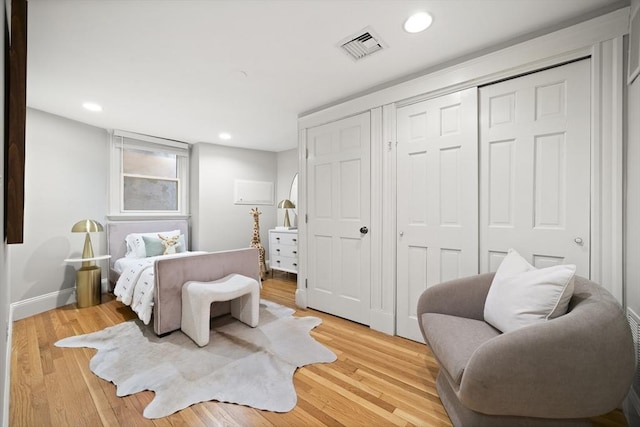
(71, 219, 103, 267)
(277, 199, 295, 228)
(70, 219, 104, 307)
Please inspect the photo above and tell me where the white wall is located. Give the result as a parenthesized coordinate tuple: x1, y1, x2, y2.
(276, 149, 298, 228)
(190, 142, 201, 248)
(625, 4, 640, 419)
(297, 8, 627, 335)
(191, 143, 277, 254)
(9, 109, 109, 313)
(627, 0, 640, 321)
(9, 110, 285, 318)
(626, 2, 640, 416)
(0, 4, 9, 422)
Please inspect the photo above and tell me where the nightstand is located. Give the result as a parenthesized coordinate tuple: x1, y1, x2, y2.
(63, 255, 111, 307)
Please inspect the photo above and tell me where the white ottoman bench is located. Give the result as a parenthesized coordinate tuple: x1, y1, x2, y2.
(181, 273, 260, 347)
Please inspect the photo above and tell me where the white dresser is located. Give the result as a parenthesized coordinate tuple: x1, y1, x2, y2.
(268, 229, 298, 274)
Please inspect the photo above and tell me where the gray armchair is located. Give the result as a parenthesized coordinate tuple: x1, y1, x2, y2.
(417, 273, 635, 427)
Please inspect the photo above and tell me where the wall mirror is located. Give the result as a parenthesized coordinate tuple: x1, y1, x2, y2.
(289, 173, 298, 216)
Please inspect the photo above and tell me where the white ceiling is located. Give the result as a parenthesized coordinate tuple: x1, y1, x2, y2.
(26, 0, 625, 152)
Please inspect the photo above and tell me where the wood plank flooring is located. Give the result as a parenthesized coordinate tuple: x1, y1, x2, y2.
(10, 273, 629, 426)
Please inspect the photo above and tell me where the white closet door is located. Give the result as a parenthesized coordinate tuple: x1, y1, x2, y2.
(479, 59, 591, 274)
(396, 88, 479, 342)
(306, 112, 371, 325)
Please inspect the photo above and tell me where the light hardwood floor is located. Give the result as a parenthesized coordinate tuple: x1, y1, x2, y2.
(11, 273, 628, 426)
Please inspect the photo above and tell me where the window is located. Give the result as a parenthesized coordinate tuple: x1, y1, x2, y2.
(110, 130, 189, 217)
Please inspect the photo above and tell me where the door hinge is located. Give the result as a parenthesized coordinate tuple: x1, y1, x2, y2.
(305, 278, 308, 289)
(306, 148, 309, 159)
(305, 214, 308, 223)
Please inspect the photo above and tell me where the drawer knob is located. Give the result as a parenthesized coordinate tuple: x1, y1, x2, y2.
(276, 249, 280, 252)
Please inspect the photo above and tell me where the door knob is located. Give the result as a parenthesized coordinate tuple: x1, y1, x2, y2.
(359, 226, 368, 234)
(574, 237, 583, 245)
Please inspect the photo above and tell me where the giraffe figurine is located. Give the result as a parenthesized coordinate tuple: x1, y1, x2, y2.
(249, 207, 268, 280)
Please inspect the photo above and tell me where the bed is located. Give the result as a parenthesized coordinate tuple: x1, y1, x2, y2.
(107, 220, 260, 336)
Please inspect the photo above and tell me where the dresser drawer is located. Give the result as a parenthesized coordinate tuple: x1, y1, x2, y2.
(270, 256, 298, 272)
(272, 245, 297, 258)
(270, 233, 297, 246)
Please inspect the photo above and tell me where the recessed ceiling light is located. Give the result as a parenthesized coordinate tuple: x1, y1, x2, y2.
(219, 132, 231, 140)
(404, 12, 433, 33)
(82, 102, 103, 112)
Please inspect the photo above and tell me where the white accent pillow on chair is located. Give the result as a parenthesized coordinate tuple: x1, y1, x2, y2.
(484, 249, 576, 333)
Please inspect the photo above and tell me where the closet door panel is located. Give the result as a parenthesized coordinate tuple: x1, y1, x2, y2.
(488, 139, 516, 227)
(396, 88, 478, 342)
(479, 59, 591, 275)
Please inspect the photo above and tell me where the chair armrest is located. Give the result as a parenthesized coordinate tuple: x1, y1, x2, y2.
(459, 300, 635, 419)
(417, 272, 494, 321)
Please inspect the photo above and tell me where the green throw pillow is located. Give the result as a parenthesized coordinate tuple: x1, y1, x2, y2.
(142, 235, 165, 257)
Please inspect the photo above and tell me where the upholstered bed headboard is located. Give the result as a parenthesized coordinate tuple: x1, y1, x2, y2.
(106, 219, 190, 285)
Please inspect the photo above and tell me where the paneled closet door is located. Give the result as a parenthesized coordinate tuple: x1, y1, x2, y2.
(396, 88, 479, 342)
(479, 59, 591, 275)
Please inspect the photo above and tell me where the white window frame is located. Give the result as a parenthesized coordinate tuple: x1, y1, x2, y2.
(109, 130, 190, 219)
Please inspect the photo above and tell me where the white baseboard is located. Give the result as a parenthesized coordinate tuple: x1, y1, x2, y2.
(11, 279, 110, 321)
(369, 309, 395, 336)
(2, 305, 13, 427)
(294, 288, 307, 308)
(10, 288, 76, 321)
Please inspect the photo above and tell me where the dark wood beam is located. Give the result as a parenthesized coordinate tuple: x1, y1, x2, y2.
(5, 0, 27, 244)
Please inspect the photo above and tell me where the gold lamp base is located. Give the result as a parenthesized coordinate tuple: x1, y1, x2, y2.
(283, 209, 291, 228)
(76, 266, 101, 308)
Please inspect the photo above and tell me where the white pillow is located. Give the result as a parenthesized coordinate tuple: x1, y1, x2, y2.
(484, 249, 576, 333)
(124, 230, 180, 258)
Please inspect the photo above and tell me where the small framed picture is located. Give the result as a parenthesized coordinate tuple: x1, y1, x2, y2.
(234, 180, 275, 205)
(629, 5, 640, 85)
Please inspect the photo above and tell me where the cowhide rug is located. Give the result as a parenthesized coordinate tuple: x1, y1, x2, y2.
(56, 300, 336, 419)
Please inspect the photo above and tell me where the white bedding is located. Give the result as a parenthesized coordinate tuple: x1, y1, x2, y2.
(113, 252, 206, 324)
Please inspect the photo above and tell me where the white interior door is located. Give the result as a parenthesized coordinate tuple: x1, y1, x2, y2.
(396, 88, 479, 342)
(306, 112, 371, 325)
(479, 59, 591, 274)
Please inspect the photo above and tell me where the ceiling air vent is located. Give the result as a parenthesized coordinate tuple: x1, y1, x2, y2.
(339, 27, 386, 61)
